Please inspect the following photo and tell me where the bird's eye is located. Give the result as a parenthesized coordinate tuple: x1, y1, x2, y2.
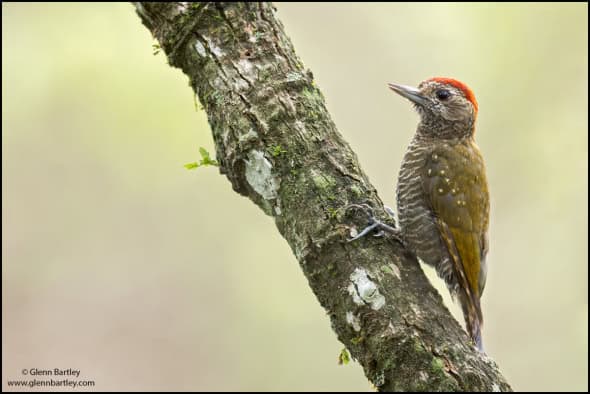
(436, 89, 451, 100)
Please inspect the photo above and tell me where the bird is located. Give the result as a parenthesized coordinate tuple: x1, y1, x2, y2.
(349, 77, 490, 351)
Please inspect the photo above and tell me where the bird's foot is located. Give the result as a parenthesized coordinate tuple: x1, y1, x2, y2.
(345, 203, 403, 243)
(384, 205, 396, 219)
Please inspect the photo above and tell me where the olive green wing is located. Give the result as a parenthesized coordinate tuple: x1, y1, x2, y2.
(423, 143, 489, 299)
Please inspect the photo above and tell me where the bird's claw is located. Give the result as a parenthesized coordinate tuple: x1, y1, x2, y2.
(373, 230, 385, 238)
(348, 222, 380, 242)
(384, 205, 396, 219)
(345, 203, 402, 243)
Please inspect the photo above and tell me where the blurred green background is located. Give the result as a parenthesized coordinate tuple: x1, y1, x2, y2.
(2, 2, 587, 391)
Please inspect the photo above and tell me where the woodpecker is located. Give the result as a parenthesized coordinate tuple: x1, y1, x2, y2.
(350, 77, 489, 351)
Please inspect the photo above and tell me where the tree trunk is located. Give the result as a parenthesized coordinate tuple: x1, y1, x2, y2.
(133, 2, 512, 391)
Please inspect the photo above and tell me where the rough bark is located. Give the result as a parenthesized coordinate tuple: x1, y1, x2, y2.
(133, 2, 512, 391)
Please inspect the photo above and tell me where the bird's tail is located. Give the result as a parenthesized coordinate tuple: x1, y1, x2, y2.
(436, 221, 485, 351)
(459, 289, 484, 352)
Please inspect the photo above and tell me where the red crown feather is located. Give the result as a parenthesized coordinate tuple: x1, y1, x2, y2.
(428, 77, 478, 112)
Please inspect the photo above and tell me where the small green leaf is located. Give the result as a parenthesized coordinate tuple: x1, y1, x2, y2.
(184, 162, 200, 170)
(269, 145, 287, 157)
(185, 147, 219, 170)
(200, 157, 219, 166)
(327, 207, 338, 219)
(199, 147, 210, 160)
(199, 148, 219, 166)
(338, 348, 350, 365)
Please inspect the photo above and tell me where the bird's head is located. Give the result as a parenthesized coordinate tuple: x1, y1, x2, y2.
(388, 77, 478, 139)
